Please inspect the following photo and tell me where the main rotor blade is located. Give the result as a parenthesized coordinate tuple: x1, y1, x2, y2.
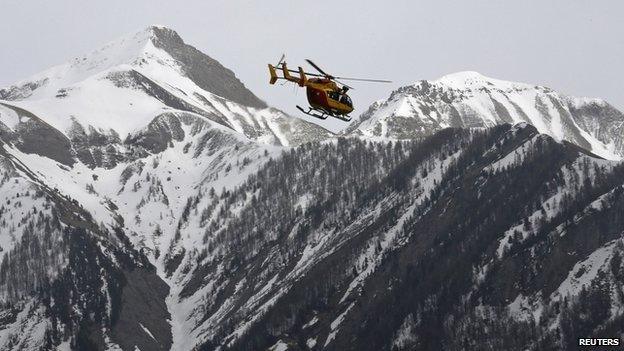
(335, 79, 354, 90)
(305, 59, 332, 77)
(333, 77, 392, 83)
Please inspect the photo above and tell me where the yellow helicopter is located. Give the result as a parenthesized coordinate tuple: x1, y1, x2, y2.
(268, 56, 391, 121)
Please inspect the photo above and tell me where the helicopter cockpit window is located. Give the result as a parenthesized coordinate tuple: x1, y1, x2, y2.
(328, 91, 340, 101)
(340, 94, 352, 107)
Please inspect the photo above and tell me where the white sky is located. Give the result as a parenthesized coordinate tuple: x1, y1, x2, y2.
(0, 0, 622, 132)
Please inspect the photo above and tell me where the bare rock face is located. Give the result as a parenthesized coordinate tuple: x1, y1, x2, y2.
(111, 268, 172, 351)
(567, 99, 624, 157)
(126, 113, 186, 154)
(149, 26, 267, 109)
(0, 103, 74, 166)
(67, 120, 126, 168)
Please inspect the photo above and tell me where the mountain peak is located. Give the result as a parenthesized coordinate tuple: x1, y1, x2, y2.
(145, 24, 174, 31)
(437, 70, 486, 81)
(144, 25, 185, 47)
(64, 25, 187, 76)
(0, 27, 164, 100)
(427, 70, 533, 91)
(1, 25, 267, 108)
(103, 25, 268, 108)
(113, 24, 183, 48)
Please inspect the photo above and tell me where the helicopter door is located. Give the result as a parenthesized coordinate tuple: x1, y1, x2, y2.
(306, 87, 327, 108)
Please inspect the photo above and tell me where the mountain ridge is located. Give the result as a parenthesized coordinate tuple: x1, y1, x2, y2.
(345, 70, 624, 160)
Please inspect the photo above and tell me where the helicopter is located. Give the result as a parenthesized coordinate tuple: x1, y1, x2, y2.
(268, 56, 391, 121)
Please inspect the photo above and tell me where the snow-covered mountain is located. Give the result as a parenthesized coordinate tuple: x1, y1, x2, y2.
(0, 25, 331, 156)
(346, 71, 624, 160)
(0, 26, 623, 351)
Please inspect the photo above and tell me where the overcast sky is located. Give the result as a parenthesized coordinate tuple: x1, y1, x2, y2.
(0, 0, 622, 132)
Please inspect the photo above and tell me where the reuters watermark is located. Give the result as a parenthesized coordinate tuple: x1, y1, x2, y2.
(578, 338, 621, 349)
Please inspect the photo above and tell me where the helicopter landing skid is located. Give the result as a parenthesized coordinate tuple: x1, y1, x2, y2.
(333, 114, 352, 122)
(296, 106, 351, 122)
(296, 105, 328, 120)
